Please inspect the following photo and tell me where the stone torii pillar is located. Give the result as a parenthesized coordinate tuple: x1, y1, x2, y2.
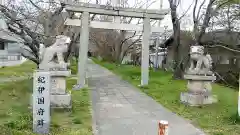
(73, 11, 90, 89)
(141, 16, 150, 86)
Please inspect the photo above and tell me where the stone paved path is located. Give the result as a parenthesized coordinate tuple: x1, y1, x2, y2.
(87, 59, 205, 135)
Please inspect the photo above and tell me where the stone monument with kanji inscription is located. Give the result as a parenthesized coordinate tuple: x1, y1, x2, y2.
(180, 45, 217, 106)
(33, 71, 51, 134)
(38, 35, 72, 109)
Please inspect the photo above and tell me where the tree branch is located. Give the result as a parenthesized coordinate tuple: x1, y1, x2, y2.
(28, 0, 44, 11)
(202, 41, 240, 53)
(178, 0, 194, 20)
(193, 0, 198, 22)
(197, 0, 216, 43)
(197, 0, 206, 20)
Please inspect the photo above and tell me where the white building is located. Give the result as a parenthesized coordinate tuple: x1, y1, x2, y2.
(0, 12, 26, 67)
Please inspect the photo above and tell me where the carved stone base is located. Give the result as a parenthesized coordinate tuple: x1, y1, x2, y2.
(180, 92, 217, 106)
(31, 93, 72, 109)
(51, 75, 71, 95)
(184, 74, 216, 97)
(35, 70, 71, 77)
(184, 74, 216, 80)
(50, 94, 72, 108)
(39, 63, 69, 71)
(186, 69, 213, 76)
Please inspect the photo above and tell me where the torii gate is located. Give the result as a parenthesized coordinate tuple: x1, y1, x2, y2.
(63, 0, 169, 89)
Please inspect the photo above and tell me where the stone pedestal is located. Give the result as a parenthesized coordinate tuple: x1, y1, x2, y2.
(50, 70, 71, 109)
(31, 70, 71, 109)
(180, 92, 217, 106)
(180, 74, 217, 106)
(50, 94, 71, 108)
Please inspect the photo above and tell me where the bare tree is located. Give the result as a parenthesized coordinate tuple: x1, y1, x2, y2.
(0, 0, 98, 66)
(167, 0, 233, 79)
(0, 0, 67, 65)
(167, 0, 184, 79)
(192, 0, 234, 44)
(88, 0, 157, 64)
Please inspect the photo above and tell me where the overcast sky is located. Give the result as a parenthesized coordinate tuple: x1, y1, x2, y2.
(86, 0, 208, 31)
(110, 0, 210, 31)
(150, 0, 210, 31)
(6, 0, 211, 31)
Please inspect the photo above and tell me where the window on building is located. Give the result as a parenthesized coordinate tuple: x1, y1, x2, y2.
(0, 41, 5, 50)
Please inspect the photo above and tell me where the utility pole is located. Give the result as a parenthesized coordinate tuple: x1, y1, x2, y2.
(154, 0, 163, 71)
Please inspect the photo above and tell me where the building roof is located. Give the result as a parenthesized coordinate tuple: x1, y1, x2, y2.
(0, 11, 24, 43)
(201, 30, 240, 46)
(0, 29, 23, 43)
(162, 30, 240, 49)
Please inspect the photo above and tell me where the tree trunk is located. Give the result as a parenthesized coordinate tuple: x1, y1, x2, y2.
(196, 0, 215, 44)
(169, 2, 182, 79)
(115, 30, 126, 64)
(172, 31, 182, 79)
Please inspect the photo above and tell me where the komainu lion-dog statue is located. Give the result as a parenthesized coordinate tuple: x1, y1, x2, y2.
(186, 46, 213, 75)
(39, 35, 71, 70)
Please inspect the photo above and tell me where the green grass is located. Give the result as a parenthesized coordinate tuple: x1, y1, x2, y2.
(92, 58, 240, 135)
(0, 61, 36, 77)
(70, 58, 78, 75)
(0, 78, 92, 135)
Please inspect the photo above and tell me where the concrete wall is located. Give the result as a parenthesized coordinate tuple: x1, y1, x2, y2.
(0, 50, 7, 55)
(0, 42, 21, 53)
(7, 42, 21, 53)
(121, 52, 167, 68)
(0, 57, 27, 67)
(164, 49, 174, 70)
(122, 54, 132, 64)
(149, 52, 167, 68)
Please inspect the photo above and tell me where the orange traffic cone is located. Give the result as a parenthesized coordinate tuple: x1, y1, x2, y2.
(158, 120, 168, 135)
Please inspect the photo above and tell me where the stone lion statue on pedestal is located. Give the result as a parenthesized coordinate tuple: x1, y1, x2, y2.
(39, 35, 71, 70)
(186, 45, 213, 75)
